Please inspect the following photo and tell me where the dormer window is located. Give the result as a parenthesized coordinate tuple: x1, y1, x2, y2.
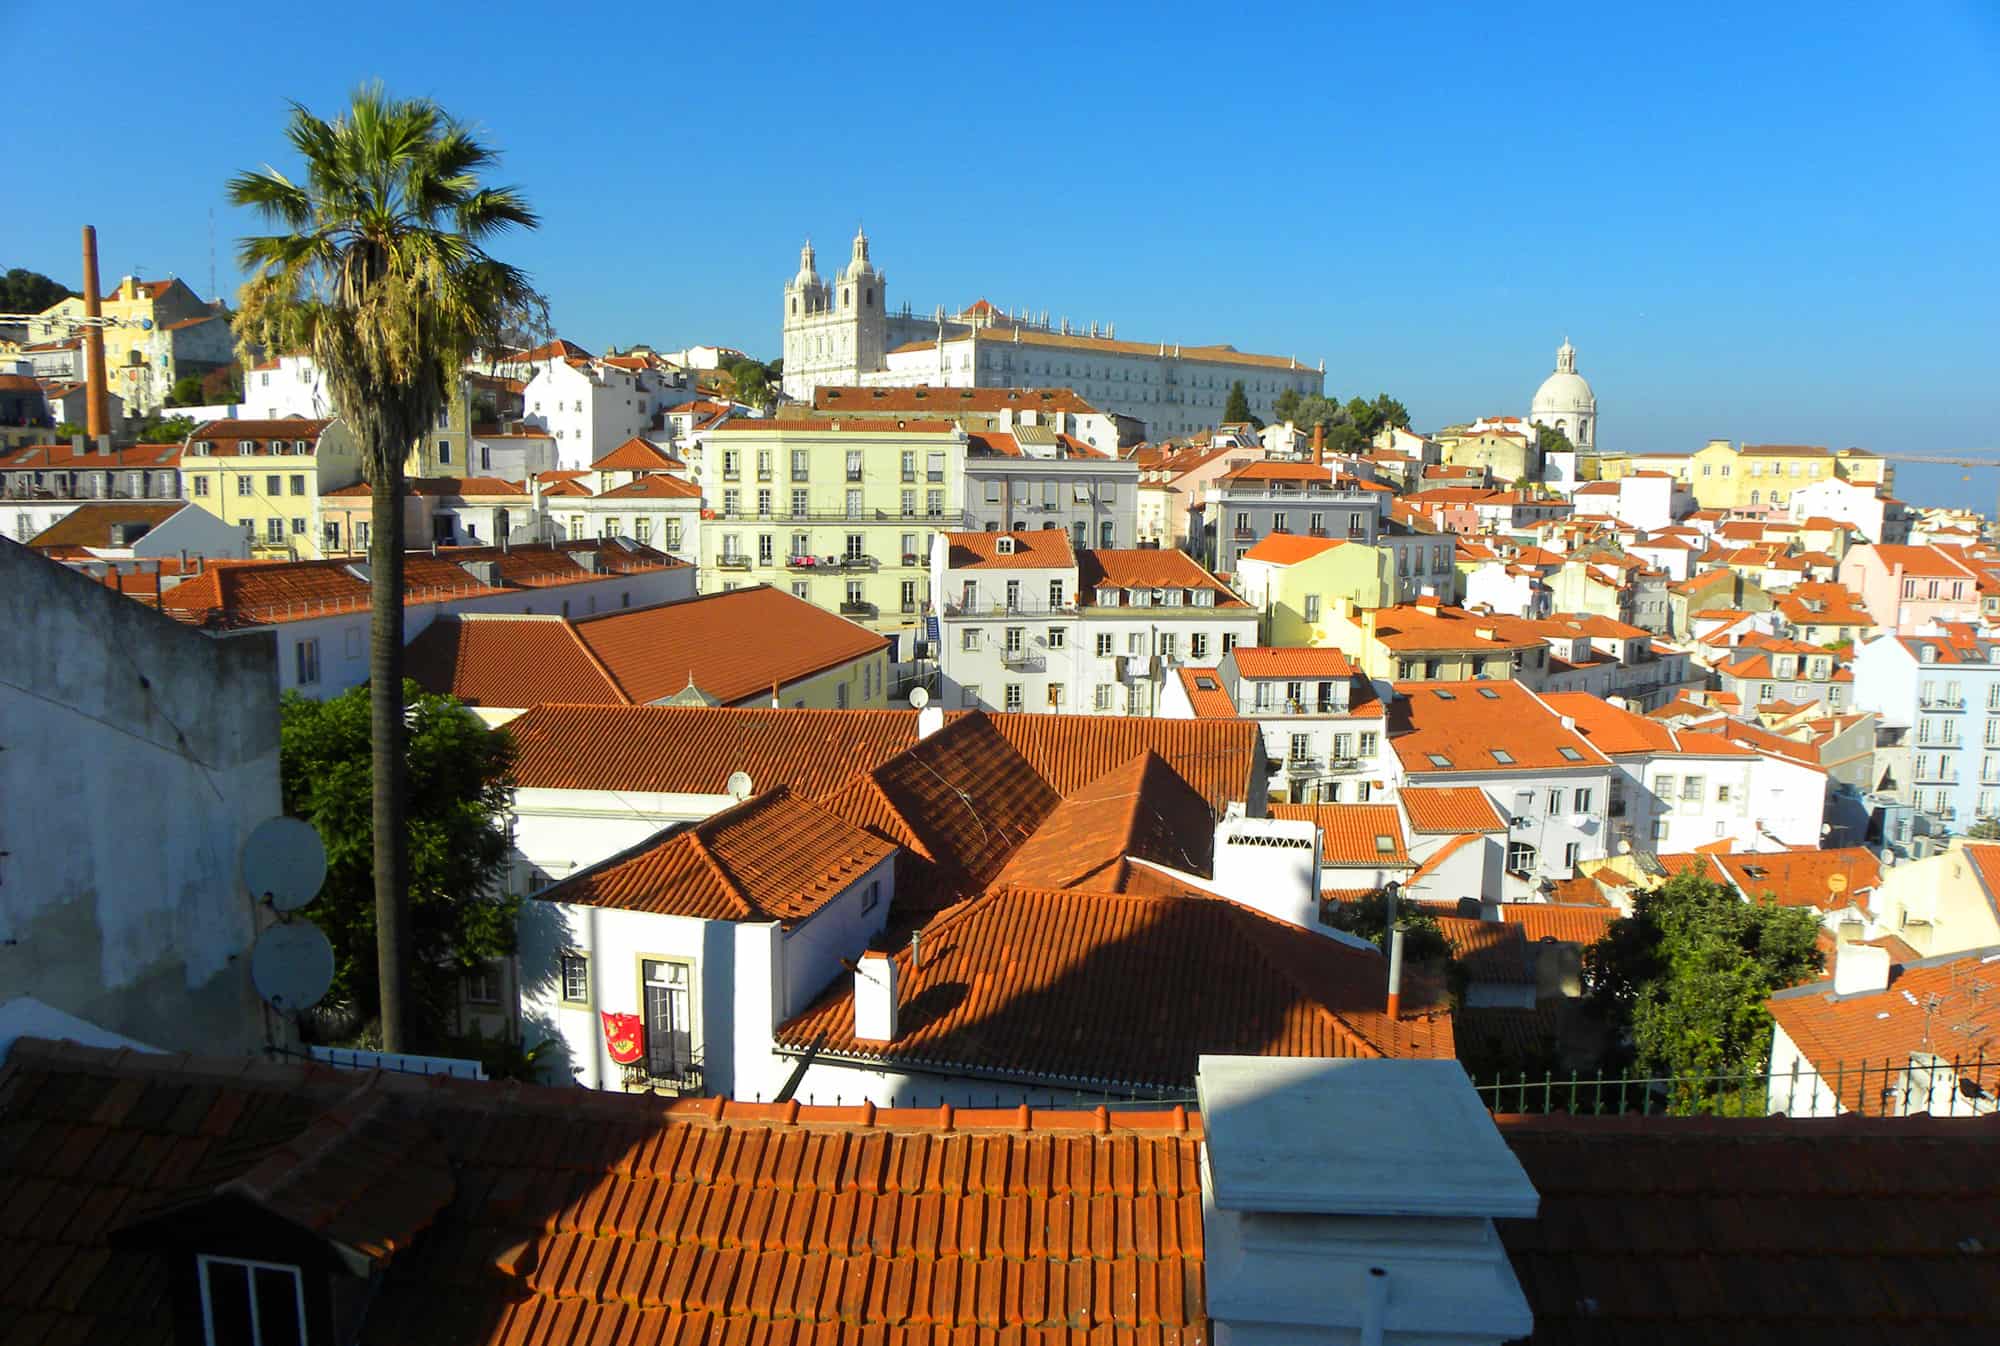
(198, 1255, 306, 1346)
(1096, 586, 1119, 606)
(1130, 589, 1152, 607)
(995, 536, 1015, 556)
(1162, 588, 1183, 607)
(1193, 589, 1215, 607)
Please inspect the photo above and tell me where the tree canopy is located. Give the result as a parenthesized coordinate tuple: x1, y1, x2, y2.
(1222, 380, 1253, 426)
(0, 267, 73, 314)
(166, 375, 207, 407)
(1277, 391, 1411, 454)
(1583, 864, 1823, 1111)
(1535, 423, 1575, 455)
(724, 357, 774, 410)
(280, 683, 519, 1045)
(135, 413, 196, 443)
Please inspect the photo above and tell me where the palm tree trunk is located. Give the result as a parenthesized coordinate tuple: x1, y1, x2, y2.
(369, 455, 412, 1052)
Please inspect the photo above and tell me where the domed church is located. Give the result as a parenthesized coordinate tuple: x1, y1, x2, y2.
(1529, 339, 1597, 451)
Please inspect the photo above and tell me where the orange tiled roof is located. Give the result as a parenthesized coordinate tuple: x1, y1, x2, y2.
(589, 436, 683, 471)
(0, 441, 183, 470)
(0, 1036, 1219, 1344)
(1269, 803, 1409, 865)
(409, 588, 884, 710)
(709, 416, 957, 435)
(189, 417, 334, 442)
(1868, 543, 1978, 578)
(813, 385, 1103, 416)
(1230, 646, 1355, 680)
(1768, 945, 2000, 1110)
(596, 473, 700, 499)
(1370, 603, 1547, 653)
(1390, 681, 1609, 773)
(995, 751, 1215, 890)
(324, 476, 528, 498)
(778, 885, 1455, 1087)
(25, 501, 189, 549)
(539, 787, 892, 923)
(1435, 916, 1535, 984)
(1711, 848, 1882, 911)
(942, 529, 1076, 568)
(981, 712, 1264, 815)
(1218, 460, 1333, 484)
(1499, 902, 1618, 944)
(1079, 548, 1245, 606)
(1400, 786, 1506, 833)
(1239, 532, 1349, 564)
(1174, 666, 1236, 716)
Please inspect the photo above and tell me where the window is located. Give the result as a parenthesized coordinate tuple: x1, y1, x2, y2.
(1716, 783, 1732, 804)
(1303, 594, 1320, 622)
(237, 475, 253, 496)
(437, 438, 452, 465)
(1094, 684, 1113, 711)
(1572, 788, 1592, 813)
(962, 684, 981, 707)
(1681, 775, 1704, 803)
(1005, 684, 1023, 711)
(1656, 773, 1675, 799)
(1359, 731, 1378, 756)
(640, 959, 694, 1080)
(845, 450, 863, 482)
(1049, 579, 1066, 609)
(861, 880, 880, 913)
(289, 517, 305, 535)
(198, 1254, 306, 1346)
(1506, 841, 1537, 875)
(192, 474, 210, 496)
(757, 489, 772, 516)
(265, 518, 284, 544)
(293, 639, 319, 686)
(1546, 789, 1563, 814)
(1492, 748, 1515, 764)
(1127, 632, 1145, 655)
(1047, 685, 1065, 709)
(1289, 733, 1312, 762)
(1005, 626, 1024, 653)
(1095, 632, 1114, 657)
(836, 683, 849, 709)
(464, 963, 500, 1005)
(1192, 632, 1209, 659)
(845, 488, 863, 516)
(1047, 626, 1066, 649)
(927, 489, 944, 515)
(265, 474, 282, 495)
(791, 449, 810, 480)
(1563, 842, 1581, 870)
(791, 488, 808, 515)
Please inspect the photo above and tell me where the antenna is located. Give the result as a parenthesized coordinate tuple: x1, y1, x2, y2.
(241, 816, 328, 911)
(251, 922, 336, 1013)
(725, 770, 755, 802)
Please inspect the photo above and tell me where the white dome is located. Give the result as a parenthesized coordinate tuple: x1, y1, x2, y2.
(1532, 370, 1596, 417)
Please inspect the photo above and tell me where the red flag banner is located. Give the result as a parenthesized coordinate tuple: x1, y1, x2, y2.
(601, 1011, 645, 1065)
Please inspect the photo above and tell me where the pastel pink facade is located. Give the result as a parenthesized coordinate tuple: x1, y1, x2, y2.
(1836, 543, 1981, 634)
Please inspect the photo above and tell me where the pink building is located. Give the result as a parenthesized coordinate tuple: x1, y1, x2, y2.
(1836, 543, 1982, 634)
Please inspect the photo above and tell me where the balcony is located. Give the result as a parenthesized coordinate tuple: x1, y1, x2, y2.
(1921, 696, 1966, 711)
(619, 1060, 702, 1096)
(943, 599, 1076, 617)
(839, 601, 877, 617)
(1000, 650, 1047, 672)
(1284, 756, 1321, 775)
(838, 554, 879, 572)
(715, 555, 753, 571)
(1323, 756, 1364, 774)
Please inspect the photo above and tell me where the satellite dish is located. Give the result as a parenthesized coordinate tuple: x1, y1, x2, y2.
(908, 685, 930, 710)
(725, 770, 755, 802)
(1828, 872, 1849, 894)
(251, 922, 335, 1013)
(241, 817, 327, 911)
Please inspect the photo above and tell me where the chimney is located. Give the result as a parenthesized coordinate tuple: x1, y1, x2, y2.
(1385, 926, 1406, 1020)
(81, 226, 109, 441)
(916, 704, 945, 739)
(1415, 592, 1440, 614)
(1833, 940, 1891, 997)
(1311, 421, 1324, 467)
(1211, 816, 1321, 930)
(1197, 1056, 1538, 1345)
(770, 679, 781, 709)
(853, 950, 899, 1042)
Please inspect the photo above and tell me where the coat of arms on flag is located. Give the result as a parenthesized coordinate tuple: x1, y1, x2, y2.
(600, 1011, 645, 1065)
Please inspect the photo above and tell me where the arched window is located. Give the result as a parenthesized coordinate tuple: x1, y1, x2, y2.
(791, 299, 797, 315)
(865, 287, 873, 307)
(1750, 490, 1760, 505)
(842, 288, 850, 306)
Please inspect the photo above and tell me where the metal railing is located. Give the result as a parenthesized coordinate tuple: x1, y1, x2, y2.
(942, 599, 1077, 617)
(1921, 696, 1966, 711)
(839, 601, 877, 617)
(1474, 1054, 1998, 1118)
(620, 1060, 703, 1096)
(1000, 650, 1047, 671)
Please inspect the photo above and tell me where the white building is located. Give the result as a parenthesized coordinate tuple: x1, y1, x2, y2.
(0, 542, 282, 1055)
(780, 231, 1323, 437)
(1546, 693, 1828, 853)
(1527, 339, 1597, 452)
(1788, 476, 1907, 544)
(521, 357, 657, 469)
(243, 353, 333, 419)
(932, 531, 1259, 715)
(1160, 646, 1395, 804)
(1388, 681, 1615, 899)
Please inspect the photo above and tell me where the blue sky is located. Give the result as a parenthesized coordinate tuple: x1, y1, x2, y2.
(7, 1, 1997, 456)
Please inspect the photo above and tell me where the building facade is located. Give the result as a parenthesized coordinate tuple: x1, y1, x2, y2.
(179, 418, 363, 559)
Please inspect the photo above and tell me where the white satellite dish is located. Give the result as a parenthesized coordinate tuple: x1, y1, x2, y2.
(241, 817, 328, 912)
(251, 922, 336, 1013)
(908, 685, 930, 710)
(725, 770, 755, 802)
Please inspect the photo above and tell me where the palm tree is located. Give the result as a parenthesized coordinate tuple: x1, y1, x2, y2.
(230, 87, 540, 1051)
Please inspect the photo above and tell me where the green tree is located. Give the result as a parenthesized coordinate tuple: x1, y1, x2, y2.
(1321, 892, 1454, 963)
(230, 86, 542, 1051)
(0, 267, 73, 313)
(135, 413, 196, 443)
(1223, 380, 1252, 425)
(725, 358, 772, 410)
(1272, 387, 1303, 424)
(200, 364, 243, 404)
(1967, 819, 2000, 841)
(1535, 423, 1574, 456)
(166, 375, 206, 407)
(1583, 865, 1823, 1112)
(53, 420, 83, 438)
(280, 682, 519, 1045)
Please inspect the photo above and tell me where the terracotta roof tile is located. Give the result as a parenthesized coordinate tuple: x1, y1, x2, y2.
(942, 528, 1076, 568)
(405, 615, 625, 708)
(1269, 803, 1409, 865)
(588, 436, 681, 471)
(1498, 902, 1618, 944)
(1078, 548, 1245, 606)
(980, 712, 1265, 816)
(1174, 666, 1237, 717)
(813, 385, 1103, 416)
(539, 786, 893, 923)
(1391, 682, 1609, 774)
(1434, 916, 1535, 984)
(25, 502, 189, 550)
(995, 751, 1215, 890)
(594, 473, 700, 499)
(1399, 786, 1506, 833)
(1230, 646, 1355, 679)
(1239, 532, 1350, 564)
(1712, 848, 1882, 911)
(778, 886, 1456, 1087)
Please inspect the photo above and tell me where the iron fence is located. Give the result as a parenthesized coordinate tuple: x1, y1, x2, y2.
(1474, 1053, 1997, 1118)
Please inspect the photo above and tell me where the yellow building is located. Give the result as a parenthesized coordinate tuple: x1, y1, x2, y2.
(1687, 440, 1839, 511)
(1233, 532, 1459, 645)
(1436, 427, 1536, 484)
(1317, 596, 1549, 684)
(180, 418, 363, 559)
(33, 274, 222, 414)
(1833, 447, 1891, 491)
(695, 417, 965, 647)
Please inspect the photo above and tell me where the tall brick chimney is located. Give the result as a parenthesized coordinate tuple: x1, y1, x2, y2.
(81, 225, 109, 440)
(1311, 421, 1324, 467)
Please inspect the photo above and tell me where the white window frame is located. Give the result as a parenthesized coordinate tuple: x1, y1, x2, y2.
(197, 1254, 306, 1346)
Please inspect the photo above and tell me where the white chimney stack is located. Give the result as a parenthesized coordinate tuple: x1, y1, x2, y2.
(852, 950, 899, 1042)
(1198, 1056, 1538, 1345)
(1211, 816, 1321, 930)
(1833, 941, 1892, 997)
